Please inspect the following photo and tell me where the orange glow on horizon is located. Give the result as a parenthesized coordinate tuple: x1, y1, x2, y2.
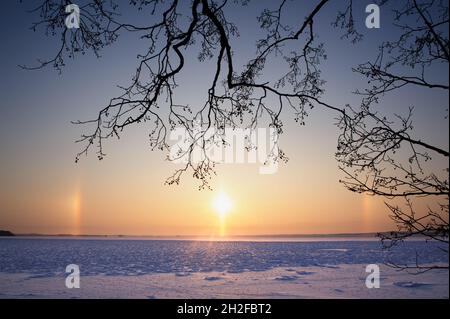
(212, 192, 232, 237)
(71, 188, 82, 236)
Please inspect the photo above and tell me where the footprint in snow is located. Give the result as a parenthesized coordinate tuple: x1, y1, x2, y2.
(274, 275, 299, 281)
(204, 276, 225, 281)
(394, 281, 432, 288)
(175, 272, 191, 277)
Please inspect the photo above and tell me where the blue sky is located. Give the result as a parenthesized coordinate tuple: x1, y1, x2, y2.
(0, 0, 448, 235)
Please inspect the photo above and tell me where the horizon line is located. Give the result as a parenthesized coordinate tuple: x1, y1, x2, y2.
(5, 231, 396, 238)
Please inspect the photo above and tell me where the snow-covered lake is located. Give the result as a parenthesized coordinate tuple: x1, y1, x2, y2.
(0, 237, 448, 298)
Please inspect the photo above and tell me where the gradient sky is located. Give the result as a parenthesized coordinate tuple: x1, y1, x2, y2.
(0, 0, 448, 236)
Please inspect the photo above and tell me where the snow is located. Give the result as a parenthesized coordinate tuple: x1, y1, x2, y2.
(0, 237, 448, 298)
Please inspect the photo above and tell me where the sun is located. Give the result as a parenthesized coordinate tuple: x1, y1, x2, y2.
(213, 192, 232, 219)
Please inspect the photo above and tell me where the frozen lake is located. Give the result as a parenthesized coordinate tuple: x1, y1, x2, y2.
(0, 237, 448, 298)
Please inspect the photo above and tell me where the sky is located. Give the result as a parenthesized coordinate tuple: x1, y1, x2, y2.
(0, 0, 448, 236)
